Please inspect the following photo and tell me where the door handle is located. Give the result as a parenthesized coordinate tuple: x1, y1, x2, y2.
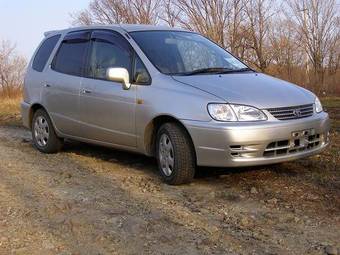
(82, 89, 92, 94)
(44, 84, 51, 88)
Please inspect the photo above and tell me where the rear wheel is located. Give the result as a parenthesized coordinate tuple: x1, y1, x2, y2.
(156, 122, 196, 185)
(32, 109, 63, 153)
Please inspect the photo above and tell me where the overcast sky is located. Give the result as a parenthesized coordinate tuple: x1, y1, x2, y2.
(0, 0, 91, 58)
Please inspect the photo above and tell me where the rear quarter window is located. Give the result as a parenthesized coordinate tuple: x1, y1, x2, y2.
(32, 35, 61, 72)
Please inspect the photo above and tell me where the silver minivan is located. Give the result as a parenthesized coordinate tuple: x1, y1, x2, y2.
(21, 24, 330, 184)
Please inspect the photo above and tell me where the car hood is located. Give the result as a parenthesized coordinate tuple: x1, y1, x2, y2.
(172, 73, 315, 109)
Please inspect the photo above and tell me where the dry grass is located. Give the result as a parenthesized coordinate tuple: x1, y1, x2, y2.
(321, 97, 340, 131)
(0, 96, 22, 126)
(322, 97, 340, 109)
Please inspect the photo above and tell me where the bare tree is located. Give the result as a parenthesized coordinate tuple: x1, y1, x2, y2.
(327, 32, 340, 75)
(0, 40, 27, 98)
(131, 0, 161, 24)
(285, 0, 339, 92)
(270, 19, 302, 77)
(161, 0, 249, 57)
(227, 0, 248, 56)
(72, 0, 161, 25)
(175, 0, 232, 48)
(243, 0, 275, 71)
(160, 0, 182, 27)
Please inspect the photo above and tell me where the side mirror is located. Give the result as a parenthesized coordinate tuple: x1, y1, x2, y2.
(106, 67, 131, 90)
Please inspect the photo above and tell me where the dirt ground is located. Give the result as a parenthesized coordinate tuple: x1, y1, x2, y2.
(0, 98, 339, 255)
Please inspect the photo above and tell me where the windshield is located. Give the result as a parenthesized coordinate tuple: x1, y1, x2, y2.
(130, 31, 248, 75)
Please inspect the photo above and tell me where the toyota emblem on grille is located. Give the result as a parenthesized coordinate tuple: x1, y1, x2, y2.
(293, 109, 302, 117)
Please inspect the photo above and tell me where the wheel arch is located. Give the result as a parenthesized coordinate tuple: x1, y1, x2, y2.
(28, 103, 47, 129)
(143, 115, 196, 161)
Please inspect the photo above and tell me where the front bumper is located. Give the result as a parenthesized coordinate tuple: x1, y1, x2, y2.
(183, 112, 330, 167)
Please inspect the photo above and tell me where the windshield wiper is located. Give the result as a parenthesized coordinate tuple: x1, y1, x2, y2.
(218, 67, 254, 74)
(181, 67, 233, 76)
(178, 67, 254, 76)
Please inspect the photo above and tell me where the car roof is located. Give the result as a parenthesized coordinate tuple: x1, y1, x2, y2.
(120, 24, 188, 32)
(44, 24, 189, 37)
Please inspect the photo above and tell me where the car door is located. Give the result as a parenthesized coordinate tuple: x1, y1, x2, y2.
(44, 31, 90, 137)
(79, 30, 137, 148)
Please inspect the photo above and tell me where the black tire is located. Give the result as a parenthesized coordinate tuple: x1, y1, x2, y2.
(156, 122, 196, 185)
(31, 109, 63, 153)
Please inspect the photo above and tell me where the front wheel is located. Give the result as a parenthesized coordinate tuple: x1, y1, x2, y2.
(32, 109, 63, 153)
(156, 123, 196, 185)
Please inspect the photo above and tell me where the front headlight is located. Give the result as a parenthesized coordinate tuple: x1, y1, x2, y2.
(208, 103, 267, 122)
(207, 104, 237, 121)
(314, 97, 323, 113)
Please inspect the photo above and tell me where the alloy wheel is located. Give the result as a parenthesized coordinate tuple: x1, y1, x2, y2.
(158, 133, 175, 176)
(34, 116, 49, 147)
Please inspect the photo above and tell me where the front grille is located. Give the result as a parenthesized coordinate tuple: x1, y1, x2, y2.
(267, 104, 314, 120)
(263, 133, 321, 157)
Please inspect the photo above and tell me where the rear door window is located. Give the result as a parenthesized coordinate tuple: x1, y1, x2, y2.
(52, 31, 90, 77)
(32, 34, 60, 72)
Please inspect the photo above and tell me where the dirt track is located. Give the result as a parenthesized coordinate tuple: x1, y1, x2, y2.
(0, 125, 339, 255)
